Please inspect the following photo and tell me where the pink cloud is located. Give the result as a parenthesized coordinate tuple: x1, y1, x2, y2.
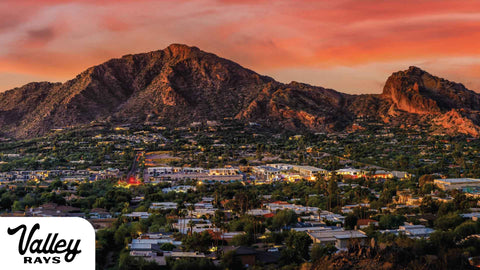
(0, 0, 479, 93)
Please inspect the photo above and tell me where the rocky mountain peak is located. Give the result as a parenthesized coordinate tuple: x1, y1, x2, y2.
(1, 45, 480, 138)
(382, 66, 480, 115)
(406, 66, 426, 75)
(164, 43, 201, 57)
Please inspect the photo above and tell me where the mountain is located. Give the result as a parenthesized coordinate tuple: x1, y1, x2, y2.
(0, 44, 479, 138)
(378, 66, 480, 136)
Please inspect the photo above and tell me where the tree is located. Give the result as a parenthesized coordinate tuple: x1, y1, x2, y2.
(396, 155, 410, 170)
(379, 214, 405, 229)
(284, 231, 313, 262)
(272, 210, 297, 230)
(170, 258, 217, 270)
(344, 214, 358, 230)
(231, 233, 252, 246)
(420, 196, 438, 214)
(434, 213, 464, 231)
(182, 231, 213, 253)
(311, 244, 337, 262)
(221, 250, 243, 270)
(118, 251, 160, 270)
(12, 200, 23, 211)
(419, 174, 434, 187)
(160, 243, 176, 251)
(0, 192, 14, 210)
(22, 194, 35, 208)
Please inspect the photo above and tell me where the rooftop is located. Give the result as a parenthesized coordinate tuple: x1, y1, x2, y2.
(435, 178, 480, 184)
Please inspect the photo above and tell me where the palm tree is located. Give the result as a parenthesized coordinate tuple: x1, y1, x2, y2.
(187, 220, 195, 235)
(178, 208, 187, 234)
(213, 210, 225, 256)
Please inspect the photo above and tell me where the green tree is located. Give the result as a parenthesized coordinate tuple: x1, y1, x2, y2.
(272, 210, 297, 230)
(182, 231, 213, 253)
(379, 214, 405, 229)
(160, 243, 176, 251)
(344, 214, 358, 230)
(311, 244, 337, 261)
(221, 250, 243, 270)
(284, 231, 313, 262)
(434, 213, 464, 231)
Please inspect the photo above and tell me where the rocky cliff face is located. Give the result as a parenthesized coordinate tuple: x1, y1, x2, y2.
(236, 81, 352, 131)
(382, 66, 480, 114)
(0, 44, 479, 138)
(0, 44, 275, 137)
(379, 66, 480, 136)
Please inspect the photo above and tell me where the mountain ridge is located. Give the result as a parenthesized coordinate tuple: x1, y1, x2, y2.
(0, 44, 479, 138)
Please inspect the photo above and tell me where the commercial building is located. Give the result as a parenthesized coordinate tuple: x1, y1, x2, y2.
(434, 178, 480, 191)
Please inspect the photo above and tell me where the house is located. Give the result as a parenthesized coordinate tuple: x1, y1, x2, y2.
(168, 251, 206, 258)
(461, 212, 480, 221)
(124, 212, 151, 220)
(174, 218, 216, 234)
(265, 201, 319, 215)
(150, 202, 178, 210)
(308, 229, 367, 250)
(162, 185, 196, 193)
(372, 170, 393, 179)
(356, 219, 379, 229)
(336, 168, 363, 178)
(391, 171, 412, 180)
(208, 231, 245, 243)
(305, 210, 346, 224)
(130, 235, 181, 247)
(434, 178, 480, 191)
(233, 247, 257, 267)
(380, 224, 434, 239)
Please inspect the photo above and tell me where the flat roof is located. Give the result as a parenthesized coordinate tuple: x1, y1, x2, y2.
(295, 165, 327, 171)
(309, 230, 367, 240)
(434, 178, 480, 184)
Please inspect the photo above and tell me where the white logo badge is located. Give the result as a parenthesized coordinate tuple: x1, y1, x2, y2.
(0, 217, 95, 269)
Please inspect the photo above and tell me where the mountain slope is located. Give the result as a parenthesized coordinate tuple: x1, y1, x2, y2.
(379, 66, 480, 136)
(0, 44, 479, 138)
(0, 44, 275, 137)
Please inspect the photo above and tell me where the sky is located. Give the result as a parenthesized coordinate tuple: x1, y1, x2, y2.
(1, 0, 480, 94)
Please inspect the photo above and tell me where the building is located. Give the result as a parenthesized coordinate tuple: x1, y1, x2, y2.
(391, 171, 412, 180)
(208, 168, 238, 176)
(174, 218, 217, 234)
(434, 178, 480, 191)
(307, 229, 367, 250)
(264, 164, 329, 181)
(336, 168, 363, 178)
(292, 165, 328, 180)
(265, 201, 319, 215)
(124, 212, 151, 219)
(150, 202, 178, 210)
(356, 219, 379, 229)
(252, 166, 281, 182)
(380, 224, 434, 239)
(161, 185, 196, 193)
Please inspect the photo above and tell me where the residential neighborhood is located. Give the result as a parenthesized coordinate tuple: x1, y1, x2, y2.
(1, 120, 480, 269)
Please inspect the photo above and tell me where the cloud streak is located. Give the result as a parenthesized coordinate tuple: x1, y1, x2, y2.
(0, 0, 479, 93)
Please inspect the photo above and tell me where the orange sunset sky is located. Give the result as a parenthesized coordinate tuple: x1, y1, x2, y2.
(1, 0, 480, 94)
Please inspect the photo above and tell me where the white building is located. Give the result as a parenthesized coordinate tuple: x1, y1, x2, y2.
(308, 229, 367, 250)
(434, 178, 480, 191)
(150, 202, 178, 210)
